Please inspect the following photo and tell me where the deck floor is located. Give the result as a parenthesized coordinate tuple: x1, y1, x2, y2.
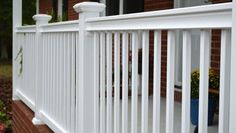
(112, 96, 218, 133)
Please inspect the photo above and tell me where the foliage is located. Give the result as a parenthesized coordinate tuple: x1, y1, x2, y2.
(0, 100, 11, 131)
(0, 62, 12, 78)
(22, 0, 36, 25)
(0, 0, 36, 46)
(47, 9, 68, 23)
(0, 1, 12, 39)
(191, 69, 220, 99)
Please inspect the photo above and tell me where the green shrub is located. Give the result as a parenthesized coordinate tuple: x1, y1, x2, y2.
(0, 100, 11, 131)
(191, 69, 219, 99)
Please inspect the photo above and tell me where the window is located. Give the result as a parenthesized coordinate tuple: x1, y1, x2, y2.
(52, 0, 58, 20)
(62, 0, 68, 21)
(123, 0, 143, 14)
(102, 0, 144, 16)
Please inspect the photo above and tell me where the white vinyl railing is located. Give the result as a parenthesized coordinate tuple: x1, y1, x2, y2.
(14, 18, 78, 132)
(39, 32, 77, 132)
(88, 3, 232, 133)
(12, 1, 236, 133)
(14, 29, 36, 111)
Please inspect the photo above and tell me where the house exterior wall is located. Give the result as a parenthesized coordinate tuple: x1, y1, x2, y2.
(68, 0, 79, 20)
(211, 0, 232, 73)
(39, 0, 53, 14)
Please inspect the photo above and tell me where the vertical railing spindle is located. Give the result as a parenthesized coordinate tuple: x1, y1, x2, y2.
(166, 30, 176, 133)
(153, 30, 162, 133)
(219, 29, 231, 133)
(100, 32, 106, 133)
(94, 32, 100, 133)
(122, 32, 129, 133)
(106, 32, 113, 133)
(114, 32, 121, 133)
(131, 31, 139, 133)
(181, 30, 191, 133)
(198, 30, 211, 133)
(141, 31, 149, 133)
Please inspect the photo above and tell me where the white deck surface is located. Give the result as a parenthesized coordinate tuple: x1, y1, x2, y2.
(113, 96, 218, 133)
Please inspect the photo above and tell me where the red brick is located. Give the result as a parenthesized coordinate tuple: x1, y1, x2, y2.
(39, 0, 53, 14)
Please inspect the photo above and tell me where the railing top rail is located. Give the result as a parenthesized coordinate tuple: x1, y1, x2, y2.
(16, 25, 36, 33)
(40, 20, 79, 33)
(86, 3, 232, 31)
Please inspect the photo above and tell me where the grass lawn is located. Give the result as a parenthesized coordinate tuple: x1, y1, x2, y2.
(0, 60, 12, 79)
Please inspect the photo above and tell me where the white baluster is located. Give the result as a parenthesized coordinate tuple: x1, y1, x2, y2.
(219, 29, 231, 133)
(181, 30, 191, 133)
(198, 30, 211, 133)
(141, 31, 149, 133)
(166, 30, 176, 133)
(131, 31, 139, 133)
(122, 32, 129, 133)
(107, 32, 113, 133)
(153, 30, 162, 133)
(94, 32, 100, 133)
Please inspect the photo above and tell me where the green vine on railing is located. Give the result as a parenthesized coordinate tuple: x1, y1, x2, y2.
(14, 46, 23, 77)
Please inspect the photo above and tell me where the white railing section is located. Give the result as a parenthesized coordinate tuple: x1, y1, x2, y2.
(39, 32, 77, 133)
(33, 16, 77, 133)
(40, 20, 79, 32)
(88, 2, 233, 133)
(12, 1, 236, 133)
(14, 31, 36, 111)
(13, 15, 78, 133)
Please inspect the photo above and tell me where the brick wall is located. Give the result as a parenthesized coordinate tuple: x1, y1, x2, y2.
(144, 0, 173, 11)
(12, 101, 53, 133)
(39, 0, 53, 14)
(68, 0, 80, 20)
(213, 0, 232, 3)
(211, 0, 232, 73)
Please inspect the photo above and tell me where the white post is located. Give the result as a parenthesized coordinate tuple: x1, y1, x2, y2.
(36, 0, 39, 14)
(58, 0, 63, 20)
(73, 2, 105, 133)
(12, 0, 22, 100)
(229, 0, 236, 132)
(32, 14, 52, 125)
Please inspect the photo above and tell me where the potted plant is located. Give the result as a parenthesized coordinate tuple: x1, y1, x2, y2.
(190, 69, 219, 126)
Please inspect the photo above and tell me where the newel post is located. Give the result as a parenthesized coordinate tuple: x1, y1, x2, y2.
(73, 2, 105, 133)
(12, 0, 22, 100)
(32, 14, 52, 125)
(229, 0, 236, 132)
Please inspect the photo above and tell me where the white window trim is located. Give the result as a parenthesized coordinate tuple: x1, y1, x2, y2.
(119, 0, 123, 15)
(174, 0, 183, 87)
(100, 0, 124, 16)
(58, 0, 63, 19)
(36, 0, 39, 14)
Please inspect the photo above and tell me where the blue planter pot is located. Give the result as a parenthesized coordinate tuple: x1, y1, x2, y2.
(190, 99, 215, 126)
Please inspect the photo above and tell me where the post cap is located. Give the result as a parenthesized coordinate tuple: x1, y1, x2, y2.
(73, 2, 105, 13)
(33, 14, 52, 22)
